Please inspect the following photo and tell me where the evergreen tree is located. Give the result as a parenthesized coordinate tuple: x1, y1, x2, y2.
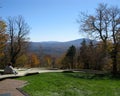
(79, 39, 90, 69)
(62, 45, 76, 69)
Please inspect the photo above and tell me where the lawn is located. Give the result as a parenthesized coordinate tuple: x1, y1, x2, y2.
(17, 72, 120, 96)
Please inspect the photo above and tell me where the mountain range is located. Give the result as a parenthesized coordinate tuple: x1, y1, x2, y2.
(29, 38, 93, 57)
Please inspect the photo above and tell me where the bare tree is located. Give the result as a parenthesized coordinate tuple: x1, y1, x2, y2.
(7, 16, 30, 66)
(78, 3, 120, 75)
(79, 4, 110, 51)
(109, 6, 120, 75)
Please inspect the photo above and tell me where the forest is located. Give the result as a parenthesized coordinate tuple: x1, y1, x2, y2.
(0, 3, 120, 77)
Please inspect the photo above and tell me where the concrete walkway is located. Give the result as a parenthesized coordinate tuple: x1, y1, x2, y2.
(0, 68, 64, 96)
(0, 68, 64, 80)
(0, 79, 27, 96)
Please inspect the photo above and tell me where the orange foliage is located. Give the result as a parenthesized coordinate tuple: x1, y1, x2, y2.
(0, 20, 8, 57)
(30, 53, 40, 67)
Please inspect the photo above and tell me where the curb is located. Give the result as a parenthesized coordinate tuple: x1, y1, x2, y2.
(16, 88, 29, 96)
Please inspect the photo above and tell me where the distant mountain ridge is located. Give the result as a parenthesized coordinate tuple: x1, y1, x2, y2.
(29, 38, 93, 57)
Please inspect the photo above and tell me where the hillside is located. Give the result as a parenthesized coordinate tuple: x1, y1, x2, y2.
(29, 38, 92, 57)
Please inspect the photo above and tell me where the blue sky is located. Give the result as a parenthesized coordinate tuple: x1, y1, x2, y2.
(0, 0, 120, 42)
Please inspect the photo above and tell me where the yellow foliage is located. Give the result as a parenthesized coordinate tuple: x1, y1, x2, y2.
(44, 55, 52, 66)
(16, 54, 28, 67)
(0, 20, 8, 58)
(30, 53, 40, 67)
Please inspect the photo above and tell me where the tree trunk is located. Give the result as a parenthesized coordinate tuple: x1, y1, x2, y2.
(84, 62, 89, 69)
(10, 55, 16, 67)
(112, 49, 118, 76)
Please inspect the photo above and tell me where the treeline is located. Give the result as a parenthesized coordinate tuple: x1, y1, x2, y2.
(60, 3, 120, 76)
(80, 3, 120, 76)
(59, 40, 120, 72)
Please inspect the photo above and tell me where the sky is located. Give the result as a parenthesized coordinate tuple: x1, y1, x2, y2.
(0, 0, 120, 42)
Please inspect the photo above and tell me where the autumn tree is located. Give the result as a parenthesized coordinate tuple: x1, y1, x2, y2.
(0, 20, 7, 55)
(0, 20, 7, 45)
(93, 42, 112, 70)
(78, 3, 120, 75)
(77, 40, 112, 71)
(0, 19, 8, 68)
(109, 6, 120, 75)
(61, 55, 70, 69)
(16, 54, 28, 67)
(43, 55, 53, 67)
(6, 16, 30, 66)
(56, 53, 66, 69)
(29, 53, 40, 67)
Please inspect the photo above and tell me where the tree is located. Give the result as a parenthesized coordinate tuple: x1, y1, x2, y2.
(29, 53, 40, 67)
(109, 6, 120, 75)
(0, 20, 7, 56)
(93, 42, 112, 70)
(78, 3, 120, 75)
(16, 54, 28, 67)
(79, 4, 109, 53)
(65, 45, 76, 69)
(43, 55, 56, 68)
(6, 16, 30, 66)
(0, 19, 8, 68)
(56, 53, 67, 69)
(78, 40, 90, 69)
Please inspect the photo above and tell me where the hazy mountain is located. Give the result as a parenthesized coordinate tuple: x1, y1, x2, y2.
(29, 38, 93, 57)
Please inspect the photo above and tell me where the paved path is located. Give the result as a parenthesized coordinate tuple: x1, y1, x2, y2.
(0, 68, 64, 96)
(0, 68, 64, 80)
(0, 79, 27, 96)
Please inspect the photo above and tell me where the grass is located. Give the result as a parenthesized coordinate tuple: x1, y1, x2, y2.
(17, 72, 120, 96)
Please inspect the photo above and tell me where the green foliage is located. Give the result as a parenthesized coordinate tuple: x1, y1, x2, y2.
(66, 45, 76, 58)
(79, 39, 90, 69)
(78, 40, 114, 71)
(61, 45, 76, 69)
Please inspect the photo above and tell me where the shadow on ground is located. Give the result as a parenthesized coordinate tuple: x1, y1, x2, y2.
(62, 70, 120, 80)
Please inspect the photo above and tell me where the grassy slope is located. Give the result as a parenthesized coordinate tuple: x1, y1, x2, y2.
(17, 72, 120, 96)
